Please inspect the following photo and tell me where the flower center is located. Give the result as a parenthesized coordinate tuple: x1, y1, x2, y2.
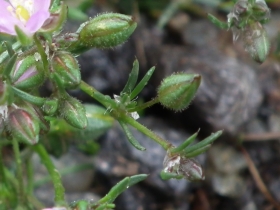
(6, 0, 34, 24)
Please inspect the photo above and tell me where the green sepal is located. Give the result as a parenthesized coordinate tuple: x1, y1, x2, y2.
(121, 59, 139, 95)
(130, 66, 155, 100)
(50, 0, 61, 13)
(40, 3, 68, 33)
(170, 130, 199, 154)
(98, 174, 148, 204)
(58, 94, 88, 129)
(119, 120, 146, 151)
(160, 171, 184, 180)
(10, 55, 45, 90)
(183, 130, 223, 155)
(50, 51, 81, 89)
(14, 26, 33, 46)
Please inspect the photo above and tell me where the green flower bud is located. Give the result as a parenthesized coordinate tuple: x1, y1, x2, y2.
(243, 21, 270, 63)
(51, 51, 81, 89)
(157, 73, 201, 111)
(78, 13, 137, 49)
(10, 55, 45, 90)
(42, 98, 59, 116)
(7, 108, 40, 144)
(20, 102, 50, 135)
(59, 95, 87, 129)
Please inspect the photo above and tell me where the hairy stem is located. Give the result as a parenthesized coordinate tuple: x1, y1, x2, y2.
(33, 144, 66, 206)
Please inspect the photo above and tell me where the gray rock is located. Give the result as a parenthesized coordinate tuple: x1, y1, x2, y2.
(158, 45, 262, 134)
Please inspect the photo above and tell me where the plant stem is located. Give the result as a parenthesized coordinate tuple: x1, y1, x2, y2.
(119, 113, 172, 150)
(32, 144, 66, 206)
(80, 80, 172, 150)
(12, 138, 25, 206)
(0, 146, 6, 183)
(129, 97, 160, 112)
(26, 157, 34, 194)
(79, 81, 117, 108)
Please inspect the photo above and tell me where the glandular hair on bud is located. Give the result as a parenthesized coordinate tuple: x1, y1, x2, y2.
(78, 13, 137, 49)
(157, 73, 201, 112)
(51, 51, 81, 89)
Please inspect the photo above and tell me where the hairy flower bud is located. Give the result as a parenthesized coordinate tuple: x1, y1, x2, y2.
(243, 21, 270, 63)
(157, 73, 201, 111)
(78, 13, 137, 49)
(43, 98, 59, 116)
(7, 109, 40, 144)
(51, 51, 81, 89)
(10, 55, 45, 90)
(59, 95, 87, 129)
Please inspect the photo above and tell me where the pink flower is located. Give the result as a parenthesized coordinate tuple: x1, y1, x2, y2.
(0, 0, 51, 36)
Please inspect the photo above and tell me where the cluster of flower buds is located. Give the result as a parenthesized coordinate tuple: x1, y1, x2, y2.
(0, 0, 138, 147)
(208, 0, 271, 63)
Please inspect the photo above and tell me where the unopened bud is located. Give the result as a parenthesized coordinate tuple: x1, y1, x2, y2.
(10, 55, 45, 90)
(7, 109, 40, 144)
(59, 95, 87, 129)
(157, 73, 201, 111)
(78, 13, 137, 49)
(43, 98, 59, 116)
(243, 21, 270, 63)
(51, 52, 81, 89)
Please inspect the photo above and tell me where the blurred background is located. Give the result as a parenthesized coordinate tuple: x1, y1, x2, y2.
(35, 0, 280, 209)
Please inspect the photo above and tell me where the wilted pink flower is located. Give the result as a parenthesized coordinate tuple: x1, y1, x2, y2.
(0, 0, 51, 36)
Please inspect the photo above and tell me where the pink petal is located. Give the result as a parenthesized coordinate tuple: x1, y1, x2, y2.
(0, 1, 23, 35)
(26, 11, 50, 34)
(33, 0, 51, 13)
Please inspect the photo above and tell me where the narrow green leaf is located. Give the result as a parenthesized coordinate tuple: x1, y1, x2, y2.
(3, 53, 17, 78)
(98, 174, 147, 204)
(3, 41, 15, 57)
(119, 121, 146, 151)
(184, 145, 211, 158)
(183, 130, 222, 154)
(207, 14, 229, 29)
(121, 59, 139, 95)
(12, 87, 45, 106)
(170, 130, 199, 154)
(130, 66, 155, 100)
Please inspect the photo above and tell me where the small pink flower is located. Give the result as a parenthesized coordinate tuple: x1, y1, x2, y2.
(0, 0, 51, 36)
